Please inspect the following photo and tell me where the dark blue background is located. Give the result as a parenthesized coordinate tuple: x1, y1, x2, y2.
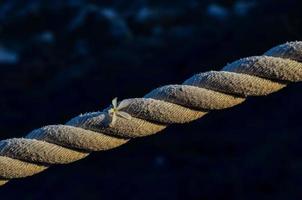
(0, 0, 302, 199)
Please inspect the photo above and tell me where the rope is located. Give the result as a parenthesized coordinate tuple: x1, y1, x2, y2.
(0, 41, 301, 186)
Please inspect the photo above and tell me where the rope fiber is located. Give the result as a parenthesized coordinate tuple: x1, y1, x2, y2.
(0, 41, 301, 186)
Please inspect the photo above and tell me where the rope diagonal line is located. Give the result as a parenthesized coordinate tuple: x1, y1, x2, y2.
(0, 41, 301, 186)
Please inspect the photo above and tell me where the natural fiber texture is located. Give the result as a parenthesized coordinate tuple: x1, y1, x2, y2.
(0, 41, 301, 186)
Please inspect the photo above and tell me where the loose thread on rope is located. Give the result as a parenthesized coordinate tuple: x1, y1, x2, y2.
(0, 41, 301, 186)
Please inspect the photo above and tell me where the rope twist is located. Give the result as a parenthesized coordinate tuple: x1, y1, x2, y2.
(0, 41, 301, 186)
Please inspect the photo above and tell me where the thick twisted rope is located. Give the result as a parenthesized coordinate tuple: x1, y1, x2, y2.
(0, 42, 302, 186)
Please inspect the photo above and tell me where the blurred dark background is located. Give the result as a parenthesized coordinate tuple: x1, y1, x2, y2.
(0, 0, 301, 199)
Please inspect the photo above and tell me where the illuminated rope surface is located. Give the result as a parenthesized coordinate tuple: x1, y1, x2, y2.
(0, 41, 301, 186)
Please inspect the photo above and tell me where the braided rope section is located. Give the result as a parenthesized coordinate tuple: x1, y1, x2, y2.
(0, 42, 302, 186)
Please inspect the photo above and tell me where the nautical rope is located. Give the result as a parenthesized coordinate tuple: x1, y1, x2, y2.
(0, 41, 301, 186)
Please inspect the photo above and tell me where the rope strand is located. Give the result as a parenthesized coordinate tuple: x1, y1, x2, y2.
(0, 41, 301, 186)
